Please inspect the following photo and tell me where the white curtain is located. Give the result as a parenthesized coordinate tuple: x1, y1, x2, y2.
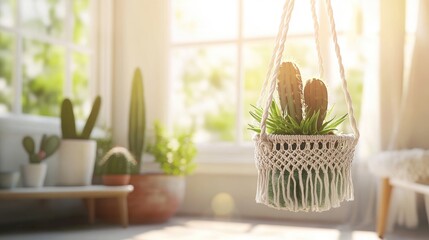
(387, 0, 429, 230)
(353, 0, 429, 230)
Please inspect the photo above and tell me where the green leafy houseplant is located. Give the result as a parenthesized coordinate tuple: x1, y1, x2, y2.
(22, 135, 61, 163)
(249, 62, 348, 208)
(148, 122, 197, 176)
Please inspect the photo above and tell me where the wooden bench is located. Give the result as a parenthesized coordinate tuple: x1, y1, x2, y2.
(0, 185, 134, 227)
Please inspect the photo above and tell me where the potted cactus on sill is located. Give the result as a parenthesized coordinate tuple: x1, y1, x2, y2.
(249, 61, 349, 210)
(57, 96, 101, 186)
(21, 135, 60, 187)
(97, 68, 195, 224)
(99, 146, 137, 186)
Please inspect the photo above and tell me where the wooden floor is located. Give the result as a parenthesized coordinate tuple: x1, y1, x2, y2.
(0, 216, 428, 240)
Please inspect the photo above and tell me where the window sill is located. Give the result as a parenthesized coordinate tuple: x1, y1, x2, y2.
(141, 144, 257, 176)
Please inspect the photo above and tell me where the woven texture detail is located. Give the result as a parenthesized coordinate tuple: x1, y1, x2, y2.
(254, 134, 356, 212)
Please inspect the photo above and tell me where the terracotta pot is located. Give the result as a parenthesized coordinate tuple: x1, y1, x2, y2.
(102, 175, 130, 186)
(96, 173, 185, 224)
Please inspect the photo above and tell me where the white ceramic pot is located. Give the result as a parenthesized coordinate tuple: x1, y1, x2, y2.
(57, 139, 96, 186)
(21, 163, 47, 188)
(0, 171, 20, 189)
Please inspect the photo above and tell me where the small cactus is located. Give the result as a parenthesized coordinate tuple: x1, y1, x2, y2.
(304, 78, 328, 130)
(128, 68, 146, 173)
(99, 147, 137, 175)
(277, 62, 303, 123)
(61, 96, 101, 139)
(22, 135, 61, 164)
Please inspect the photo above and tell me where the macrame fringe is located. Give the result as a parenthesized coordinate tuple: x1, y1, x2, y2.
(255, 134, 356, 212)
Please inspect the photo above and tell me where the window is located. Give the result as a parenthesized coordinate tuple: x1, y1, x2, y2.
(0, 0, 95, 119)
(170, 0, 368, 145)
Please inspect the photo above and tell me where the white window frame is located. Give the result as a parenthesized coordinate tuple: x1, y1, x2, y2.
(169, 0, 335, 163)
(0, 0, 112, 127)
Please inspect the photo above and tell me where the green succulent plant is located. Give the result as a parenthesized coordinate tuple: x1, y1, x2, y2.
(22, 135, 61, 164)
(99, 147, 137, 175)
(249, 61, 347, 135)
(128, 68, 146, 173)
(147, 121, 197, 176)
(61, 96, 101, 139)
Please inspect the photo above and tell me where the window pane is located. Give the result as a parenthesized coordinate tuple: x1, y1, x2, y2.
(243, 0, 314, 38)
(330, 0, 355, 33)
(22, 39, 64, 116)
(0, 31, 14, 113)
(20, 0, 66, 38)
(172, 45, 237, 142)
(72, 51, 90, 120)
(171, 0, 238, 43)
(242, 41, 272, 141)
(73, 0, 91, 46)
(284, 38, 320, 81)
(0, 0, 15, 27)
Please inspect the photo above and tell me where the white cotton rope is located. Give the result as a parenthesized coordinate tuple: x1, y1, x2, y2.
(310, 0, 325, 78)
(324, 0, 360, 143)
(254, 0, 359, 212)
(257, 0, 292, 107)
(260, 0, 295, 138)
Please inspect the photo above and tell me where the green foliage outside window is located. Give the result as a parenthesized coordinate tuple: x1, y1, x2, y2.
(0, 0, 91, 118)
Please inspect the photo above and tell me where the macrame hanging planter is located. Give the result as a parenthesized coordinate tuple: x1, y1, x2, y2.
(254, 0, 360, 212)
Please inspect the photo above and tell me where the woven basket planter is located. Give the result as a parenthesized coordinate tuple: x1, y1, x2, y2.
(254, 134, 356, 212)
(252, 0, 360, 212)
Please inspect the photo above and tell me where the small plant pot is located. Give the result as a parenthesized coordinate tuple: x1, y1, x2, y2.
(0, 171, 20, 189)
(57, 139, 96, 186)
(21, 163, 47, 188)
(102, 175, 131, 186)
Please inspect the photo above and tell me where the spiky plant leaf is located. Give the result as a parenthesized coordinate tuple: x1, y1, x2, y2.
(248, 101, 347, 135)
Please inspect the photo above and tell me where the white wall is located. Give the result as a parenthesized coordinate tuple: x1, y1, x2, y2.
(112, 0, 170, 147)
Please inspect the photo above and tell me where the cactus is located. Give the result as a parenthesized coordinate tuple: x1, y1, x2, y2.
(250, 61, 347, 135)
(22, 135, 61, 164)
(61, 99, 77, 139)
(277, 62, 303, 123)
(99, 147, 137, 175)
(128, 68, 146, 173)
(61, 96, 102, 139)
(304, 78, 328, 130)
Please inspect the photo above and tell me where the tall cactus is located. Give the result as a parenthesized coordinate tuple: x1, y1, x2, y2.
(23, 135, 61, 163)
(304, 78, 328, 130)
(128, 68, 146, 173)
(277, 62, 303, 123)
(61, 96, 101, 139)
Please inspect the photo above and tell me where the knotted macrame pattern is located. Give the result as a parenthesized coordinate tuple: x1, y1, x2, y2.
(255, 134, 356, 212)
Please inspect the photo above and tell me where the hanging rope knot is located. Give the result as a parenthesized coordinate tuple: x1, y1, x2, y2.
(258, 136, 273, 155)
